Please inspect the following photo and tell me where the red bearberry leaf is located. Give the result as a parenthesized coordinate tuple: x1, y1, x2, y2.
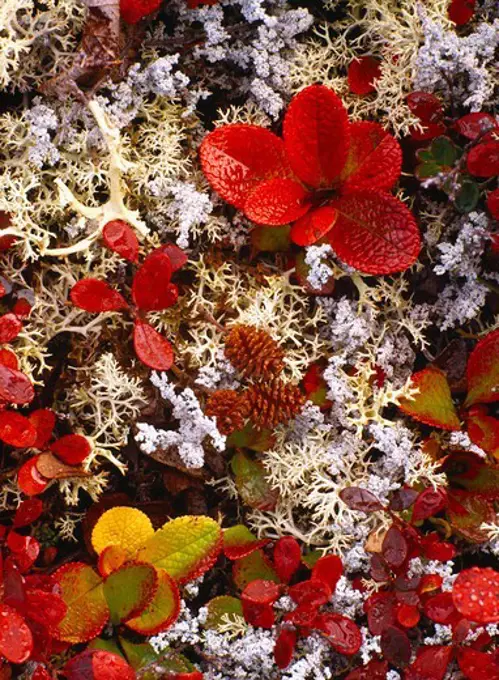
(466, 406, 499, 456)
(465, 329, 499, 407)
(315, 613, 362, 655)
(0, 410, 37, 447)
(290, 205, 337, 246)
(406, 645, 453, 680)
(380, 625, 411, 667)
(454, 113, 497, 140)
(0, 313, 22, 344)
(0, 348, 19, 370)
(487, 188, 499, 220)
(132, 251, 177, 311)
(243, 178, 310, 226)
(311, 555, 343, 593)
(348, 57, 381, 96)
(50, 434, 91, 465)
(389, 487, 419, 511)
(242, 601, 275, 628)
(0, 603, 33, 663)
(424, 592, 460, 625)
(70, 279, 128, 313)
(103, 220, 139, 263)
(200, 124, 291, 209)
(13, 298, 32, 319)
(339, 487, 383, 513)
(0, 365, 34, 405)
(288, 579, 330, 608)
(467, 141, 499, 177)
(399, 365, 461, 430)
(365, 592, 397, 635)
(345, 660, 389, 680)
(28, 408, 56, 450)
(242, 579, 280, 606)
(232, 549, 280, 590)
(31, 666, 52, 680)
(283, 84, 350, 188)
(133, 320, 174, 371)
(63, 649, 136, 680)
(457, 648, 499, 680)
(453, 567, 499, 623)
(274, 628, 297, 669)
(382, 525, 408, 569)
(273, 536, 301, 583)
(17, 456, 49, 496)
(26, 589, 67, 627)
(340, 122, 402, 193)
(155, 244, 188, 272)
(407, 92, 444, 125)
(397, 603, 420, 628)
(120, 0, 162, 25)
(13, 498, 43, 528)
(412, 486, 448, 522)
(7, 532, 40, 572)
(448, 0, 476, 25)
(328, 191, 421, 274)
(223, 525, 268, 561)
(125, 568, 181, 635)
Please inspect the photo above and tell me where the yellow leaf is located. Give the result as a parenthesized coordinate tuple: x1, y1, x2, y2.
(91, 507, 154, 557)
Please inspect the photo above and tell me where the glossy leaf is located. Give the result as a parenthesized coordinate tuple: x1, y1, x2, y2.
(290, 205, 337, 247)
(457, 648, 499, 680)
(454, 113, 497, 140)
(406, 645, 452, 680)
(28, 409, 56, 450)
(366, 592, 397, 635)
(132, 251, 176, 311)
(232, 549, 279, 590)
(242, 579, 280, 606)
(133, 320, 174, 371)
(103, 563, 158, 624)
(283, 84, 350, 188)
(412, 486, 448, 522)
(467, 141, 499, 177)
(465, 329, 499, 406)
(407, 92, 443, 125)
(273, 536, 301, 583)
(347, 57, 381, 95)
(50, 434, 91, 465)
(92, 507, 154, 558)
(339, 487, 383, 513)
(423, 592, 460, 625)
(0, 365, 34, 404)
(380, 625, 411, 667)
(102, 220, 139, 262)
(0, 603, 33, 663)
(328, 191, 421, 274)
(0, 313, 22, 344)
(136, 515, 222, 583)
(274, 628, 297, 669)
(243, 178, 310, 226)
(13, 498, 43, 528)
(204, 595, 243, 630)
(289, 579, 331, 607)
(0, 411, 37, 447)
(315, 613, 362, 655)
(453, 567, 499, 623)
(241, 600, 274, 628)
(382, 525, 408, 568)
(70, 279, 128, 313)
(311, 555, 343, 592)
(200, 124, 290, 209)
(63, 649, 136, 680)
(17, 456, 49, 496)
(126, 568, 180, 635)
(54, 562, 108, 643)
(399, 366, 461, 430)
(223, 525, 268, 561)
(25, 589, 67, 627)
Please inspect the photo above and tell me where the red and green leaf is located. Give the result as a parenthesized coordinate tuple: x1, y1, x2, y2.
(399, 366, 461, 430)
(103, 563, 158, 624)
(126, 568, 180, 635)
(223, 525, 268, 561)
(465, 329, 499, 407)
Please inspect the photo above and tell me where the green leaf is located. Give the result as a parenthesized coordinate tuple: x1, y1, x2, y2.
(301, 550, 323, 569)
(103, 563, 158, 624)
(88, 638, 124, 657)
(455, 180, 480, 213)
(223, 525, 268, 560)
(251, 225, 291, 252)
(231, 451, 278, 511)
(204, 596, 244, 630)
(119, 638, 159, 671)
(416, 136, 462, 179)
(136, 516, 222, 583)
(227, 422, 275, 452)
(126, 569, 180, 635)
(232, 549, 280, 590)
(399, 366, 461, 430)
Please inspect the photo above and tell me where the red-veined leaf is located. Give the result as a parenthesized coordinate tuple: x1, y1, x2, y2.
(328, 191, 421, 274)
(132, 251, 177, 311)
(243, 178, 310, 226)
(274, 628, 297, 669)
(0, 603, 33, 663)
(0, 411, 37, 447)
(412, 486, 448, 522)
(133, 320, 174, 371)
(311, 555, 343, 592)
(28, 409, 56, 449)
(290, 205, 337, 246)
(70, 279, 128, 313)
(399, 365, 461, 430)
(453, 567, 499, 623)
(273, 536, 301, 583)
(382, 525, 408, 568)
(200, 124, 291, 209)
(465, 329, 499, 406)
(406, 645, 453, 680)
(17, 456, 49, 496)
(0, 365, 34, 404)
(283, 84, 350, 188)
(0, 313, 22, 344)
(454, 113, 497, 140)
(13, 498, 43, 528)
(339, 487, 383, 513)
(347, 57, 381, 95)
(467, 141, 499, 177)
(380, 625, 411, 667)
(50, 434, 91, 465)
(103, 220, 139, 262)
(448, 0, 476, 25)
(63, 649, 136, 680)
(315, 613, 362, 655)
(340, 122, 402, 193)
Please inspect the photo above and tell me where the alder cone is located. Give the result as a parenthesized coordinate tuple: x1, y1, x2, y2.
(224, 325, 284, 379)
(243, 379, 305, 429)
(205, 390, 249, 435)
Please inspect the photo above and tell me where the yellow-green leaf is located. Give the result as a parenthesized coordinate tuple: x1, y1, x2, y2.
(54, 562, 108, 643)
(126, 569, 180, 635)
(204, 596, 244, 630)
(104, 563, 158, 624)
(119, 638, 159, 671)
(137, 515, 222, 583)
(232, 549, 279, 590)
(91, 507, 154, 558)
(399, 366, 461, 430)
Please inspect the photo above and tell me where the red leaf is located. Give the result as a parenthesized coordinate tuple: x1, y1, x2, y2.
(347, 57, 381, 96)
(389, 487, 419, 511)
(241, 600, 275, 628)
(396, 603, 420, 628)
(412, 486, 448, 522)
(453, 567, 499, 623)
(0, 603, 33, 663)
(241, 579, 280, 605)
(17, 456, 49, 496)
(311, 555, 343, 593)
(200, 124, 291, 209)
(31, 666, 52, 680)
(70, 279, 128, 313)
(409, 121, 447, 142)
(340, 122, 402, 193)
(454, 113, 497, 140)
(0, 313, 22, 344)
(273, 536, 301, 583)
(288, 579, 331, 608)
(420, 535, 457, 562)
(345, 660, 389, 680)
(63, 649, 136, 680)
(120, 0, 162, 24)
(13, 498, 43, 528)
(328, 191, 421, 274)
(103, 220, 139, 262)
(132, 251, 177, 311)
(155, 244, 188, 272)
(50, 434, 91, 465)
(284, 604, 317, 626)
(283, 85, 350, 188)
(0, 348, 19, 370)
(487, 188, 499, 220)
(13, 298, 32, 319)
(0, 411, 37, 447)
(466, 406, 499, 456)
(448, 0, 476, 25)
(407, 92, 443, 125)
(424, 592, 460, 625)
(7, 532, 40, 572)
(465, 329, 499, 407)
(366, 592, 397, 635)
(133, 320, 174, 371)
(274, 628, 297, 669)
(399, 365, 461, 430)
(339, 486, 383, 513)
(467, 141, 499, 177)
(26, 589, 67, 627)
(380, 625, 411, 667)
(0, 365, 34, 405)
(290, 205, 337, 246)
(382, 525, 408, 569)
(28, 409, 56, 450)
(406, 645, 453, 680)
(457, 648, 499, 680)
(315, 613, 362, 655)
(243, 178, 310, 226)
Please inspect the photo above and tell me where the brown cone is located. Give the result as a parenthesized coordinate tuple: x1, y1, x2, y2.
(224, 325, 284, 379)
(205, 389, 249, 436)
(242, 378, 305, 430)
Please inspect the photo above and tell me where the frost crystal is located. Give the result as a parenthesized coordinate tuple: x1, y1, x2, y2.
(305, 244, 333, 290)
